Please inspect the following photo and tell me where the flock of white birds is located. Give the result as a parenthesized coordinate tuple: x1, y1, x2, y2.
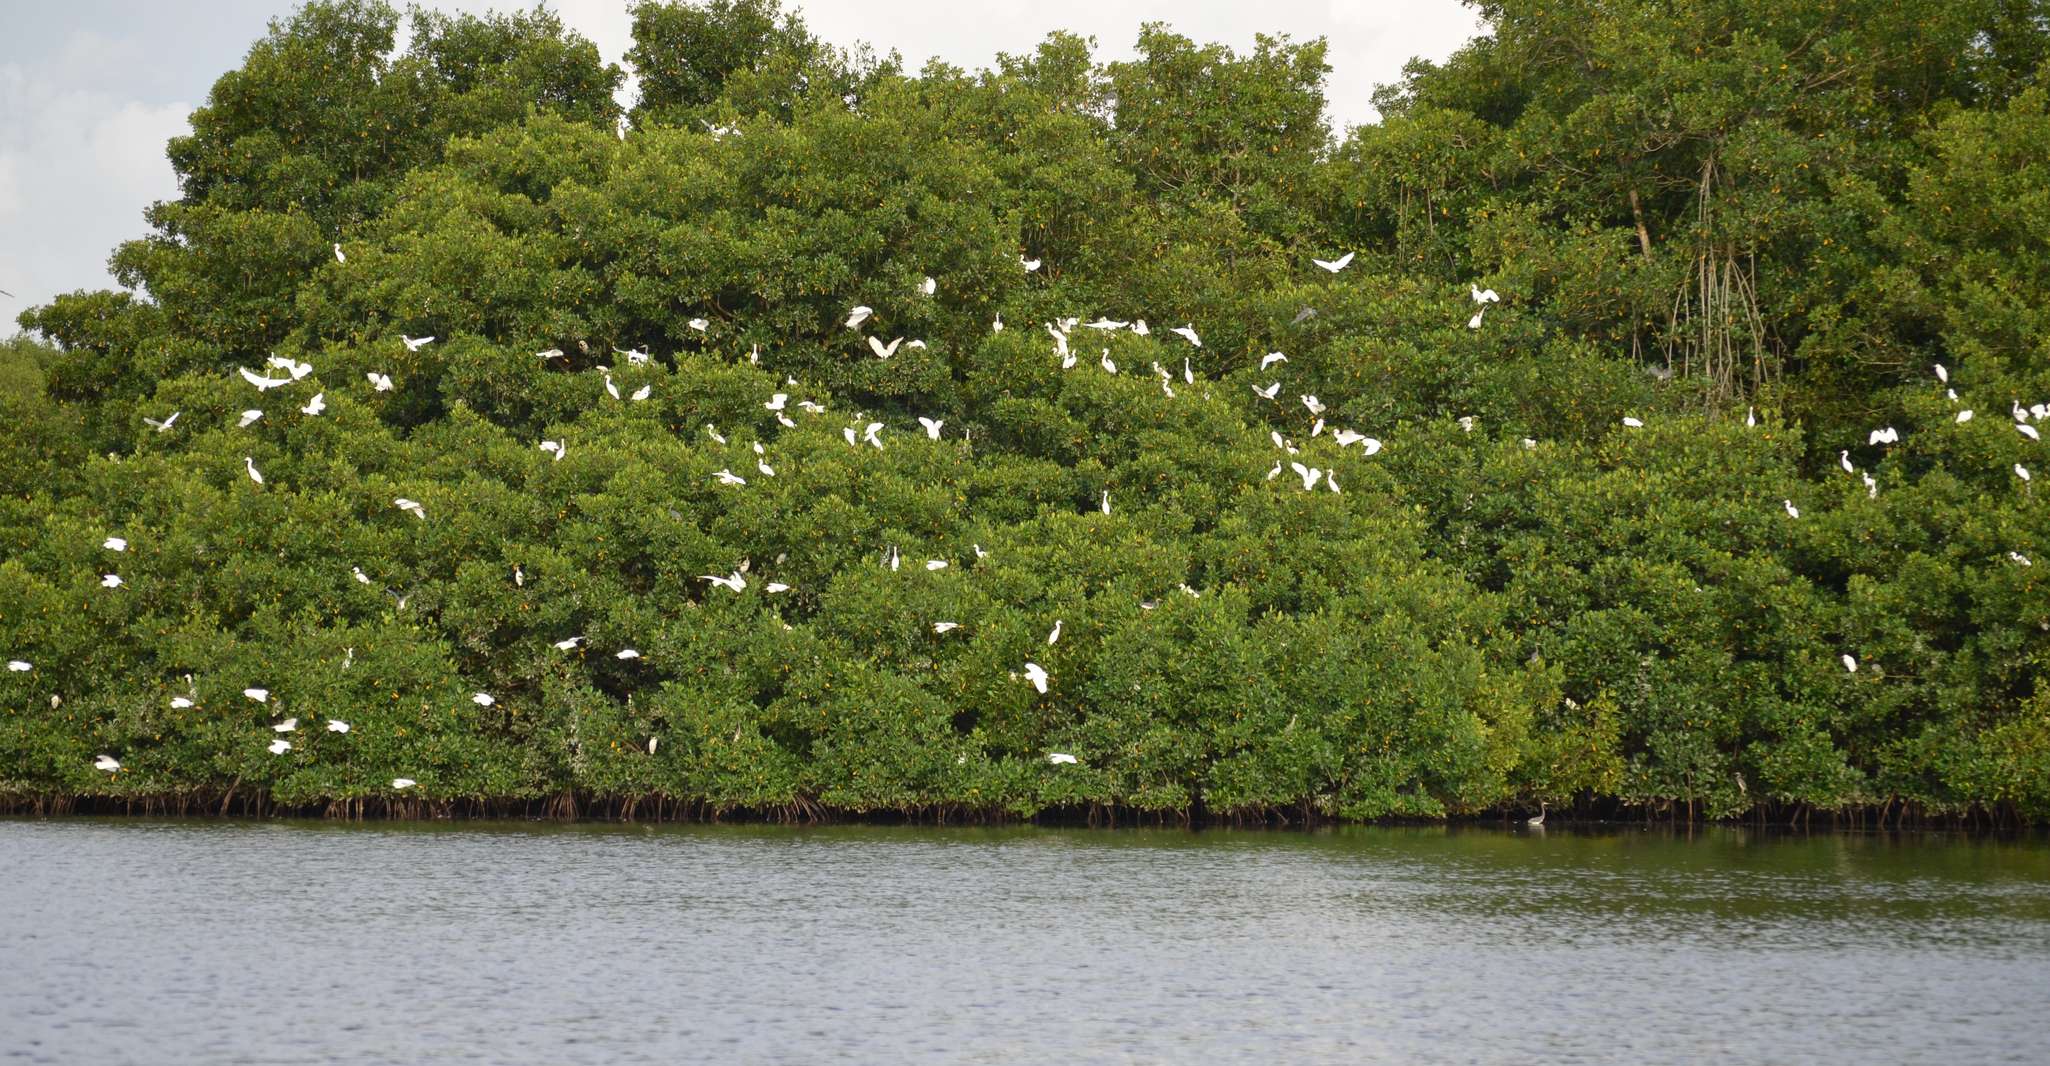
(20, 246, 2043, 788)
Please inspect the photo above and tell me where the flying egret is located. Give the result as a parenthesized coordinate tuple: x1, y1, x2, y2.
(272, 718, 298, 732)
(1048, 620, 1063, 645)
(268, 739, 292, 755)
(6, 660, 29, 672)
(1840, 451, 1856, 474)
(712, 469, 747, 486)
(267, 354, 314, 380)
(1290, 462, 1322, 492)
(617, 649, 641, 660)
(1171, 324, 1201, 347)
(933, 622, 960, 634)
(1313, 252, 1355, 273)
(101, 574, 123, 589)
(1332, 430, 1365, 448)
(1842, 654, 1858, 673)
(1958, 409, 1974, 423)
(868, 335, 903, 359)
(472, 692, 495, 706)
(243, 688, 269, 702)
(845, 305, 873, 329)
(863, 422, 885, 449)
(392, 778, 417, 789)
(327, 719, 349, 732)
(1085, 318, 1126, 331)
(798, 400, 825, 414)
(143, 411, 180, 432)
(402, 335, 435, 351)
(1021, 256, 1042, 272)
(1022, 662, 1049, 694)
(1261, 352, 1289, 370)
(918, 417, 944, 440)
(300, 392, 326, 416)
(1302, 394, 1326, 415)
(95, 755, 121, 772)
(1047, 752, 1078, 765)
(1622, 416, 1644, 428)
(554, 637, 584, 651)
(757, 458, 775, 477)
(701, 572, 747, 592)
(240, 367, 291, 390)
(1472, 284, 1501, 305)
(926, 559, 948, 571)
(921, 276, 936, 296)
(539, 440, 565, 461)
(1784, 500, 1801, 518)
(367, 372, 394, 392)
(394, 498, 425, 519)
(1252, 382, 1281, 401)
(103, 536, 127, 552)
(765, 393, 788, 412)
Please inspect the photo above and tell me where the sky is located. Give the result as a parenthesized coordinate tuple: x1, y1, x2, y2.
(0, 0, 1485, 321)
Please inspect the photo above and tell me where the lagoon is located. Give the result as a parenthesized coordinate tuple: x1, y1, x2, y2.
(3, 820, 2048, 1064)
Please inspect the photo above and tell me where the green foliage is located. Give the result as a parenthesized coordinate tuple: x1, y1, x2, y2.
(7, 0, 2050, 823)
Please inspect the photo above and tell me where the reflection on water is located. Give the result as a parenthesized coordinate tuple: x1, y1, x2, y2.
(4, 820, 2047, 1064)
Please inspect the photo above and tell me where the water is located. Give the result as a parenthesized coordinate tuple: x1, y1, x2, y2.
(3, 820, 2048, 1064)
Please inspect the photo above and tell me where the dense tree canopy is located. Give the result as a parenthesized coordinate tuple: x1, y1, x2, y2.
(5, 0, 2049, 823)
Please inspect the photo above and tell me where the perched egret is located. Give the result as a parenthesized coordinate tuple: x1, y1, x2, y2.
(648, 737, 660, 755)
(1020, 256, 1042, 272)
(845, 305, 873, 329)
(603, 374, 620, 401)
(103, 536, 127, 552)
(1132, 320, 1150, 336)
(402, 335, 435, 351)
(1047, 753, 1078, 765)
(1048, 620, 1063, 645)
(766, 582, 791, 593)
(1301, 394, 1326, 416)
(1100, 350, 1117, 374)
(472, 692, 495, 706)
(1468, 307, 1488, 330)
(1842, 654, 1858, 673)
(1183, 358, 1194, 384)
(1862, 472, 1878, 498)
(170, 696, 193, 708)
(1022, 662, 1049, 694)
(706, 424, 727, 444)
(1869, 426, 1900, 445)
(238, 409, 264, 428)
(1171, 324, 1202, 347)
(923, 560, 947, 572)
(1622, 416, 1644, 428)
(392, 778, 417, 789)
(992, 314, 1003, 333)
(1840, 451, 1856, 474)
(352, 566, 371, 585)
(334, 243, 346, 264)
(101, 574, 123, 589)
(95, 755, 121, 772)
(617, 649, 641, 660)
(2009, 551, 2033, 567)
(628, 383, 651, 402)
(799, 400, 826, 414)
(933, 622, 960, 634)
(537, 348, 565, 360)
(554, 637, 584, 651)
(327, 719, 349, 733)
(2020, 424, 2042, 442)
(712, 469, 747, 486)
(2018, 463, 2033, 483)
(920, 276, 937, 296)
(273, 718, 298, 732)
(1958, 409, 1975, 423)
(7, 660, 29, 672)
(1266, 461, 1283, 481)
(1458, 416, 1478, 433)
(757, 458, 775, 477)
(1784, 499, 1801, 518)
(268, 739, 292, 755)
(687, 317, 709, 333)
(1934, 364, 1948, 384)
(143, 411, 180, 432)
(1746, 407, 1757, 428)
(243, 688, 269, 702)
(394, 498, 425, 519)
(1312, 252, 1354, 273)
(539, 440, 565, 461)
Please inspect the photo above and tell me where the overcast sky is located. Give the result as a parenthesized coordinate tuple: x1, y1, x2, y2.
(0, 0, 1483, 320)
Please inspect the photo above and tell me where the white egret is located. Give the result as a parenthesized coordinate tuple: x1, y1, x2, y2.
(1100, 350, 1117, 374)
(1327, 471, 1342, 494)
(101, 574, 123, 589)
(333, 243, 345, 264)
(243, 688, 269, 703)
(95, 755, 121, 772)
(2020, 424, 2042, 442)
(1313, 252, 1354, 273)
(472, 692, 495, 706)
(327, 719, 349, 733)
(1020, 256, 1042, 272)
(1183, 358, 1194, 384)
(554, 637, 584, 651)
(171, 696, 193, 708)
(1622, 416, 1644, 428)
(1784, 500, 1801, 518)
(992, 314, 1003, 333)
(1840, 451, 1856, 474)
(1061, 350, 1078, 370)
(926, 559, 948, 571)
(1472, 284, 1501, 305)
(1528, 802, 1546, 827)
(706, 424, 727, 444)
(1958, 409, 1974, 423)
(1331, 430, 1366, 448)
(104, 536, 127, 552)
(1260, 352, 1288, 370)
(143, 411, 180, 433)
(933, 622, 960, 634)
(757, 458, 775, 477)
(617, 649, 641, 660)
(712, 469, 747, 486)
(868, 335, 903, 359)
(1869, 426, 1899, 445)
(918, 417, 944, 440)
(701, 572, 747, 592)
(628, 383, 651, 402)
(1171, 324, 1201, 347)
(1047, 620, 1063, 645)
(300, 392, 326, 416)
(1310, 418, 1325, 437)
(2009, 552, 2033, 567)
(537, 348, 565, 360)
(239, 366, 293, 391)
(974, 544, 989, 559)
(766, 582, 790, 593)
(1746, 407, 1757, 428)
(2018, 463, 2033, 482)
(863, 422, 885, 449)
(648, 737, 659, 755)
(1132, 320, 1149, 336)
(1863, 472, 1878, 498)
(1842, 654, 1858, 673)
(238, 409, 265, 429)
(272, 718, 298, 732)
(1468, 307, 1488, 330)
(402, 335, 435, 351)
(394, 498, 425, 519)
(267, 354, 313, 380)
(688, 317, 709, 333)
(1266, 461, 1283, 480)
(1522, 438, 1537, 449)
(352, 566, 371, 585)
(7, 660, 29, 672)
(392, 778, 417, 789)
(1301, 394, 1326, 415)
(268, 739, 292, 755)
(539, 440, 565, 461)
(1458, 416, 1478, 433)
(921, 276, 936, 295)
(798, 400, 825, 414)
(845, 305, 873, 329)
(1101, 490, 1112, 515)
(1934, 364, 1948, 384)
(1290, 462, 1322, 491)
(367, 372, 394, 391)
(765, 393, 788, 412)
(2015, 400, 2030, 422)
(886, 545, 901, 572)
(1047, 752, 1078, 765)
(1022, 662, 1049, 694)
(1085, 318, 1126, 331)
(1252, 382, 1281, 401)
(775, 412, 796, 428)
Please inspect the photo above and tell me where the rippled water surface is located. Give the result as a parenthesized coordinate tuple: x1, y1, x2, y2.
(4, 819, 2049, 1064)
